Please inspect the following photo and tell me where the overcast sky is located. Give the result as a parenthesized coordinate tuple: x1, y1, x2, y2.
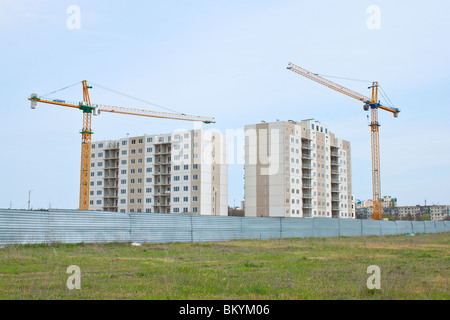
(1, 0, 449, 209)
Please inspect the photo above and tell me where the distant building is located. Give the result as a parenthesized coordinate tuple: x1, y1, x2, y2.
(381, 196, 397, 208)
(357, 204, 450, 221)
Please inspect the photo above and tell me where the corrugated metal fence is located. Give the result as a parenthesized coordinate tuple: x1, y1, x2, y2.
(0, 209, 448, 245)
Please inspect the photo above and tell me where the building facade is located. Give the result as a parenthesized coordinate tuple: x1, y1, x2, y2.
(88, 129, 227, 215)
(244, 119, 354, 219)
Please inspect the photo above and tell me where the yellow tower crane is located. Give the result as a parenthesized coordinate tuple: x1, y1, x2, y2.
(286, 62, 400, 220)
(29, 80, 215, 211)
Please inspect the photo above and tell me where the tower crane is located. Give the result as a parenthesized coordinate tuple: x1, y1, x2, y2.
(29, 80, 215, 211)
(286, 62, 400, 220)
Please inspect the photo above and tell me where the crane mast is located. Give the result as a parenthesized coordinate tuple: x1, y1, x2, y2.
(287, 62, 399, 220)
(29, 81, 215, 211)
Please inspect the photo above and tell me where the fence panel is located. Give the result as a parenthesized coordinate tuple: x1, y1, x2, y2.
(361, 220, 381, 236)
(395, 221, 413, 234)
(338, 219, 362, 237)
(281, 218, 314, 238)
(434, 221, 445, 233)
(130, 213, 192, 243)
(411, 221, 425, 234)
(241, 217, 281, 240)
(48, 211, 130, 244)
(313, 218, 339, 238)
(380, 220, 397, 236)
(0, 210, 50, 245)
(423, 221, 436, 234)
(445, 221, 450, 233)
(192, 215, 243, 242)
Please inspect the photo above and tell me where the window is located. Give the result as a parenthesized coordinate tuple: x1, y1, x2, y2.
(122, 141, 127, 146)
(147, 137, 152, 143)
(146, 157, 152, 163)
(97, 181, 102, 186)
(173, 197, 180, 202)
(193, 175, 198, 180)
(96, 200, 101, 205)
(184, 165, 189, 170)
(98, 153, 103, 157)
(184, 175, 189, 181)
(183, 186, 189, 191)
(192, 186, 198, 191)
(193, 207, 198, 213)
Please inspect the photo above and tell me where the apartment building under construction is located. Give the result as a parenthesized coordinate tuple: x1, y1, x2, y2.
(88, 129, 227, 215)
(244, 119, 355, 219)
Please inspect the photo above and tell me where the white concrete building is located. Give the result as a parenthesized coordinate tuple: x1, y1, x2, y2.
(89, 128, 227, 215)
(244, 119, 354, 219)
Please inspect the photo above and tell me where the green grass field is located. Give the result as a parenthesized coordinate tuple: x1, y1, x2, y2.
(0, 233, 448, 299)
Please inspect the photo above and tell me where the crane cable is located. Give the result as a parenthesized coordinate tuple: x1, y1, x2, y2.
(40, 81, 83, 98)
(88, 82, 184, 115)
(314, 73, 373, 83)
(379, 85, 397, 110)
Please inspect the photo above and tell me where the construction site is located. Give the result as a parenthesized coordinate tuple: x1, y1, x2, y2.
(1, 1, 449, 305)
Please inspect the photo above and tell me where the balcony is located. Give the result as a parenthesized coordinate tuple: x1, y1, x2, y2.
(302, 184, 312, 189)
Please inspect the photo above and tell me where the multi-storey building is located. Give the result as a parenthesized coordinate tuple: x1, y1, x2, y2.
(395, 205, 450, 221)
(244, 119, 354, 219)
(88, 129, 227, 215)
